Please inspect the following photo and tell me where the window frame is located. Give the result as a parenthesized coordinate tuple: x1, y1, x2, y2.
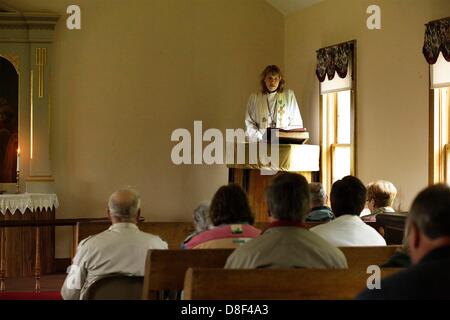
(319, 40, 357, 194)
(429, 85, 450, 184)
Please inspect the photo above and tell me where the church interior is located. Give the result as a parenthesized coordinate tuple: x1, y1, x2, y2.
(0, 0, 449, 301)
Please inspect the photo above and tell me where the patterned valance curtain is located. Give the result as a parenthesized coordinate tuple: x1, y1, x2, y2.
(316, 42, 353, 82)
(422, 17, 450, 64)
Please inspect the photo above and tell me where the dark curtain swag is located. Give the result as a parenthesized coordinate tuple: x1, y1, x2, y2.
(423, 17, 450, 64)
(316, 42, 352, 82)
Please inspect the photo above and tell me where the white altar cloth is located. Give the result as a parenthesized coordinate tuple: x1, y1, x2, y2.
(0, 193, 59, 215)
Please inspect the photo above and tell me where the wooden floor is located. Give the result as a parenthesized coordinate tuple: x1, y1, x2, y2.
(3, 274, 66, 292)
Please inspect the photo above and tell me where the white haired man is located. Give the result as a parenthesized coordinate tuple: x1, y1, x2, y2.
(61, 188, 168, 300)
(306, 182, 334, 222)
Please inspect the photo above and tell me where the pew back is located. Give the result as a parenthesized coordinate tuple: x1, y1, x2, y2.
(183, 267, 402, 300)
(375, 213, 407, 245)
(141, 245, 401, 299)
(142, 249, 234, 299)
(75, 221, 324, 255)
(340, 245, 401, 268)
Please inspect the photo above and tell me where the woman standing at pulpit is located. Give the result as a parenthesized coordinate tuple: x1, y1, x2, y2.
(245, 65, 303, 141)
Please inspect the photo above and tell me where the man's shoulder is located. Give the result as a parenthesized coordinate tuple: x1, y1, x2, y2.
(79, 228, 113, 247)
(78, 235, 94, 248)
(310, 219, 334, 232)
(225, 237, 265, 268)
(137, 229, 168, 245)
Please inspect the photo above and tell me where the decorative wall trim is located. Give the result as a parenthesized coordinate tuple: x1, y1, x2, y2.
(0, 13, 59, 30)
(36, 48, 46, 98)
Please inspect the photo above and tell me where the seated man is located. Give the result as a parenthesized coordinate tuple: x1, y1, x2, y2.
(357, 184, 450, 299)
(225, 173, 347, 269)
(361, 180, 397, 222)
(61, 188, 168, 300)
(306, 182, 334, 222)
(310, 176, 386, 246)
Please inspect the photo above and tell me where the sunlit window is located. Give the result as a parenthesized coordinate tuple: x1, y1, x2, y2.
(430, 53, 450, 185)
(318, 41, 356, 194)
(322, 90, 352, 188)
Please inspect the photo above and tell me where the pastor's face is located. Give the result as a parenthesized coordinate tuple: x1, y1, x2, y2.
(264, 73, 280, 92)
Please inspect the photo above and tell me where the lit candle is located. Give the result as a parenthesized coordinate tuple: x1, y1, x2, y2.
(17, 148, 20, 172)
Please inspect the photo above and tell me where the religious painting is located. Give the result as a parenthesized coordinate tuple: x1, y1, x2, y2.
(0, 56, 18, 183)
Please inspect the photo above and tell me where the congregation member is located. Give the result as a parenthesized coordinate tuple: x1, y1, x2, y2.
(184, 184, 261, 249)
(361, 180, 397, 222)
(306, 182, 334, 222)
(60, 188, 168, 300)
(311, 176, 386, 246)
(181, 201, 212, 249)
(225, 173, 347, 269)
(357, 184, 450, 299)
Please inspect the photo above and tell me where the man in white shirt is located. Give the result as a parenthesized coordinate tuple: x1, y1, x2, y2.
(311, 176, 386, 246)
(245, 65, 303, 141)
(61, 188, 168, 300)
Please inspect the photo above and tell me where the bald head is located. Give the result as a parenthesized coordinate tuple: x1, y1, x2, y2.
(108, 188, 141, 222)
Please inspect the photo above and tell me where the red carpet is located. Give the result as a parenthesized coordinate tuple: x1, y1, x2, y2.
(0, 292, 62, 300)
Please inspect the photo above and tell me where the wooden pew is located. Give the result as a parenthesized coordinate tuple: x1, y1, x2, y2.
(340, 245, 401, 268)
(74, 221, 194, 253)
(141, 245, 400, 300)
(375, 213, 408, 245)
(142, 249, 233, 299)
(183, 267, 403, 300)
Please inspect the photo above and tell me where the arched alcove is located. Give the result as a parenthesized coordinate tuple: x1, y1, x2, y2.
(0, 6, 59, 193)
(0, 56, 19, 183)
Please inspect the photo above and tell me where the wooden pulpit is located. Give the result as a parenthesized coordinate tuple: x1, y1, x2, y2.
(227, 132, 319, 222)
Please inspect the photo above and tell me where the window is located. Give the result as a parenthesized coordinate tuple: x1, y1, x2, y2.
(317, 41, 356, 194)
(424, 17, 450, 185)
(430, 73, 450, 184)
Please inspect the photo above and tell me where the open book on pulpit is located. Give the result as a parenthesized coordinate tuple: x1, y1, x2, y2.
(262, 127, 309, 144)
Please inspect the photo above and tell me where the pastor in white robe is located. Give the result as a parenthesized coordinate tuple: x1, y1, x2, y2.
(245, 89, 303, 141)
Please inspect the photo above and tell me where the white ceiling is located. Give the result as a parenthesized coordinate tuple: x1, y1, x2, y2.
(265, 0, 324, 15)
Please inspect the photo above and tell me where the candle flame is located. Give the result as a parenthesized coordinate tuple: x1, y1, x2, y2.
(17, 148, 20, 155)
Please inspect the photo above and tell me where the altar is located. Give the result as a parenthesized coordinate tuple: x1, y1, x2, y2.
(0, 193, 58, 277)
(227, 143, 320, 222)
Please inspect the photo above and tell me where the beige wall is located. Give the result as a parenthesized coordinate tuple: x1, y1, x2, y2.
(286, 0, 450, 211)
(5, 0, 284, 256)
(6, 0, 449, 257)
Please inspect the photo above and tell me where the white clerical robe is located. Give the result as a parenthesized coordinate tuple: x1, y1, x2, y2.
(245, 89, 303, 141)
